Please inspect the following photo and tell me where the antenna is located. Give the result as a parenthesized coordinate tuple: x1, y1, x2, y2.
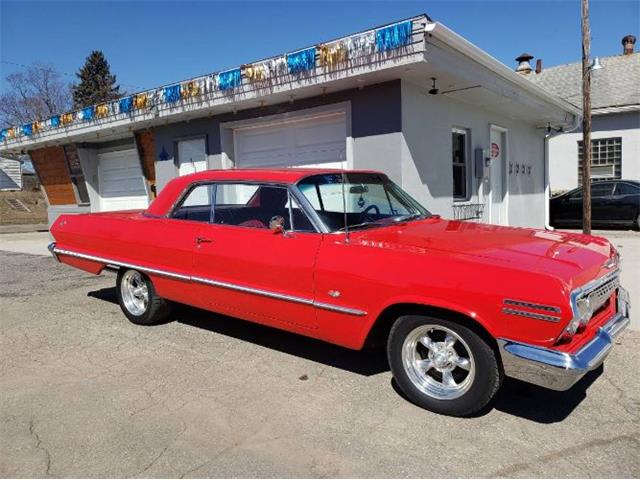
(340, 156, 350, 244)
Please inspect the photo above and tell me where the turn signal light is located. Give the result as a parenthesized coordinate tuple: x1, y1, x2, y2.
(559, 316, 581, 342)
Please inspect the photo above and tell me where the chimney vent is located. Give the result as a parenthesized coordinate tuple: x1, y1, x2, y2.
(515, 53, 534, 74)
(535, 59, 543, 74)
(622, 35, 636, 55)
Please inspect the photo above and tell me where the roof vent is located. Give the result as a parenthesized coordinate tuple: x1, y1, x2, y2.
(535, 58, 543, 74)
(622, 35, 636, 55)
(515, 53, 534, 74)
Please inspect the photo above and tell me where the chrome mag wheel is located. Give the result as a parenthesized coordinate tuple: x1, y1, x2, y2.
(120, 270, 149, 316)
(402, 324, 476, 400)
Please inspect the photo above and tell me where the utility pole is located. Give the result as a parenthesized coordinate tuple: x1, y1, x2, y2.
(581, 0, 592, 234)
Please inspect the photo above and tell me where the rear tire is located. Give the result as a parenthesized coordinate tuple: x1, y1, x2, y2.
(388, 315, 502, 416)
(116, 269, 172, 325)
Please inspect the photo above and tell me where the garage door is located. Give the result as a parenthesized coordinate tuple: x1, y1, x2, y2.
(234, 112, 347, 169)
(98, 148, 149, 211)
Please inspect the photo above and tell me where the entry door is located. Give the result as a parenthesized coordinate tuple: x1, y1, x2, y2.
(234, 112, 347, 169)
(177, 137, 208, 176)
(489, 128, 507, 225)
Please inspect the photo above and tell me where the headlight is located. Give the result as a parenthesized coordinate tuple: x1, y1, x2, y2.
(576, 296, 592, 326)
(606, 245, 622, 270)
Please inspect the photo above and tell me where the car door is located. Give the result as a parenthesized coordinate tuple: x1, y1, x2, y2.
(152, 182, 216, 308)
(590, 182, 615, 226)
(190, 182, 323, 333)
(611, 182, 640, 223)
(553, 188, 582, 226)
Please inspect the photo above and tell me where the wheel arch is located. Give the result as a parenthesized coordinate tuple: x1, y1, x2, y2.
(363, 302, 500, 357)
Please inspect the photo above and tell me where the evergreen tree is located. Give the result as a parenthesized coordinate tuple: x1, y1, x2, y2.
(72, 51, 121, 109)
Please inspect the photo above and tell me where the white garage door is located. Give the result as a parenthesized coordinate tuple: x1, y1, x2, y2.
(98, 148, 149, 211)
(234, 112, 347, 169)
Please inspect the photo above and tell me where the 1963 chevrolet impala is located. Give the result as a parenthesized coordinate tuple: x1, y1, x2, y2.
(49, 169, 631, 416)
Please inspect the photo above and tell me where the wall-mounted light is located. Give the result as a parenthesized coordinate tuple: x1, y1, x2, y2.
(428, 77, 439, 95)
(590, 57, 603, 72)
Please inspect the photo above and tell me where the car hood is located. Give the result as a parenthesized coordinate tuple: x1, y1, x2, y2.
(353, 217, 613, 289)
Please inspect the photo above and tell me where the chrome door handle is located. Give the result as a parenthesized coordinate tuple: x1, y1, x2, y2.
(196, 236, 213, 245)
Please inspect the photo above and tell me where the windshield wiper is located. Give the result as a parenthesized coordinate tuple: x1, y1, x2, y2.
(336, 214, 428, 232)
(392, 213, 428, 223)
(337, 222, 378, 232)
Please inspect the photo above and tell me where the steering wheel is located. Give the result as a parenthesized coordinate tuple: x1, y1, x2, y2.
(360, 204, 380, 223)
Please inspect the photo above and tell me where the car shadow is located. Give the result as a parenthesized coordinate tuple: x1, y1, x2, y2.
(87, 287, 388, 376)
(489, 365, 603, 422)
(88, 286, 601, 420)
(392, 364, 603, 422)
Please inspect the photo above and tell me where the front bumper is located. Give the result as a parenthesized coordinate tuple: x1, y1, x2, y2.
(498, 287, 631, 391)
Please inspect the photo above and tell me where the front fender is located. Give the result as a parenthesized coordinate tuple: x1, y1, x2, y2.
(354, 293, 500, 350)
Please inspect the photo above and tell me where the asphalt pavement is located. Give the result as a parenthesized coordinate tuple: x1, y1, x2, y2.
(0, 249, 638, 477)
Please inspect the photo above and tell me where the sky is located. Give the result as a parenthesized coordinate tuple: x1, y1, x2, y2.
(0, 0, 638, 95)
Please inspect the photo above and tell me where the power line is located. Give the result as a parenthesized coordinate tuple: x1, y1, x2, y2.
(0, 60, 147, 91)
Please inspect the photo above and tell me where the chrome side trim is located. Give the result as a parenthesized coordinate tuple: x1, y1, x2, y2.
(313, 301, 368, 316)
(502, 307, 561, 323)
(191, 275, 313, 306)
(53, 248, 191, 281)
(53, 247, 367, 316)
(503, 299, 561, 314)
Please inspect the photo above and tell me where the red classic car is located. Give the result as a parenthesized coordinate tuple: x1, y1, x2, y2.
(49, 169, 631, 416)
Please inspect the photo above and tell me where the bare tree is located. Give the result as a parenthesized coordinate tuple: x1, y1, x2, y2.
(0, 63, 72, 127)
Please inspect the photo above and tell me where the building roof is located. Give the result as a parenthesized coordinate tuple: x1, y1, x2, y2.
(527, 53, 640, 112)
(0, 14, 579, 154)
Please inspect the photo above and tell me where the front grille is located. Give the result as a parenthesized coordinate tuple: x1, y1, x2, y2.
(586, 276, 619, 314)
(573, 272, 620, 326)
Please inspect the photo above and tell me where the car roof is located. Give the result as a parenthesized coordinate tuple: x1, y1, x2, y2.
(146, 168, 383, 217)
(177, 167, 381, 184)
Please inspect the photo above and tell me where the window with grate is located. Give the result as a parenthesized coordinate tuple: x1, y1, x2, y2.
(578, 137, 622, 183)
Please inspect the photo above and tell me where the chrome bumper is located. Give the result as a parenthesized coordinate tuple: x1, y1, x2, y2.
(48, 242, 60, 262)
(498, 287, 631, 391)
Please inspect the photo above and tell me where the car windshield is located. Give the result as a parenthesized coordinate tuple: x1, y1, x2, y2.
(297, 173, 430, 232)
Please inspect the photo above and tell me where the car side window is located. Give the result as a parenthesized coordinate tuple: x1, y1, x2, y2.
(591, 183, 614, 198)
(615, 183, 640, 196)
(212, 183, 316, 232)
(567, 189, 582, 200)
(171, 184, 214, 222)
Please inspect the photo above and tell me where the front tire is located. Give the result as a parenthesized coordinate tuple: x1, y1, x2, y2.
(116, 269, 172, 325)
(388, 315, 502, 416)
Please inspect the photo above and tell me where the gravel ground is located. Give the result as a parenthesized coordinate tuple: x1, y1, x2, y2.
(0, 251, 638, 478)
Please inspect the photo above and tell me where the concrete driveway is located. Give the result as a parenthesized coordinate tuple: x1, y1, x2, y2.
(0, 248, 639, 478)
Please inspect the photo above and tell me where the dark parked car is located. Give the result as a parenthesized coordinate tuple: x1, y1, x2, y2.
(550, 180, 640, 230)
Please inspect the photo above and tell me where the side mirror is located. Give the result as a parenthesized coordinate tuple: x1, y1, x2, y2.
(269, 215, 286, 234)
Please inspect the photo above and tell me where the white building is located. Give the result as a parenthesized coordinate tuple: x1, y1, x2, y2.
(0, 15, 578, 228)
(526, 35, 639, 194)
